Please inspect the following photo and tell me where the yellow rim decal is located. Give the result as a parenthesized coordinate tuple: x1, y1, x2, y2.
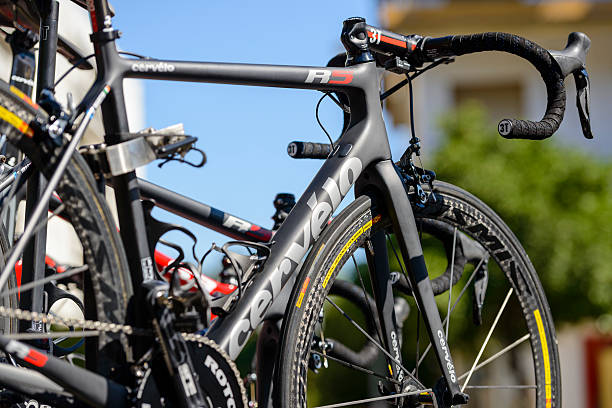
(534, 309, 552, 408)
(322, 219, 372, 289)
(295, 277, 310, 308)
(0, 105, 34, 138)
(9, 85, 39, 110)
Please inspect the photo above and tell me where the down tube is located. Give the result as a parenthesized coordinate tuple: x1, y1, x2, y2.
(207, 135, 385, 359)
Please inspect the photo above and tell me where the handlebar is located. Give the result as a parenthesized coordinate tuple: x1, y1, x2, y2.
(418, 32, 566, 140)
(290, 22, 593, 160)
(342, 19, 592, 141)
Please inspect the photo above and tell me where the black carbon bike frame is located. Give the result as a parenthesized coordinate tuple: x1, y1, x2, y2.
(6, 0, 464, 402)
(83, 0, 463, 398)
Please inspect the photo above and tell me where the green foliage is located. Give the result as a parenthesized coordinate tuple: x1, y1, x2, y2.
(431, 103, 612, 323)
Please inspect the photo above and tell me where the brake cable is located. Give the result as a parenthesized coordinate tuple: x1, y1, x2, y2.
(54, 51, 150, 88)
(315, 92, 338, 151)
(380, 57, 454, 101)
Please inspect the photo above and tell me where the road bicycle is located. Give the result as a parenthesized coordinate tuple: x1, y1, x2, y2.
(0, 0, 595, 407)
(0, 7, 399, 408)
(0, 8, 387, 406)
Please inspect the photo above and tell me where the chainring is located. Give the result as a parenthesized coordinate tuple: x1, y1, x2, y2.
(189, 340, 247, 408)
(137, 339, 247, 407)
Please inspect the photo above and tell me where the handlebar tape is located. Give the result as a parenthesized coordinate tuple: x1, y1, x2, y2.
(287, 141, 332, 159)
(422, 32, 565, 140)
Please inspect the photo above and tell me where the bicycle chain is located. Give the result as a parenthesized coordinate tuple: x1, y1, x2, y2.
(0, 305, 248, 406)
(0, 305, 210, 345)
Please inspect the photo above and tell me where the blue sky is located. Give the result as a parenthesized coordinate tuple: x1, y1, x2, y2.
(112, 1, 411, 265)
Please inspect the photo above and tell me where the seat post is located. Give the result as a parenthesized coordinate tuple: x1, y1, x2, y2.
(35, 0, 59, 98)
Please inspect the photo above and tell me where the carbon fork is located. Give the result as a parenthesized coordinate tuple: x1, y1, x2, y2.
(355, 160, 468, 406)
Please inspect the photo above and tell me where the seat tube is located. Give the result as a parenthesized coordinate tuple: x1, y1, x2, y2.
(100, 86, 154, 287)
(88, 0, 153, 287)
(19, 0, 59, 335)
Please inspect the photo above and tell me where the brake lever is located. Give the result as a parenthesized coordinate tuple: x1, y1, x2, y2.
(574, 68, 593, 139)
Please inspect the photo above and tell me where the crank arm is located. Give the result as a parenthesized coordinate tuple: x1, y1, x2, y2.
(144, 280, 208, 408)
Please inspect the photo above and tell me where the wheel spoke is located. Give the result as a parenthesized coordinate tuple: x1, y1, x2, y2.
(461, 288, 514, 392)
(464, 385, 536, 390)
(415, 309, 421, 378)
(456, 333, 530, 382)
(2, 265, 88, 297)
(325, 296, 422, 386)
(445, 256, 487, 322)
(313, 389, 432, 408)
(386, 234, 408, 282)
(351, 254, 383, 346)
(446, 226, 457, 339)
(412, 255, 487, 373)
(5, 330, 98, 340)
(310, 350, 400, 385)
(316, 304, 329, 368)
(0, 160, 29, 213)
(29, 203, 66, 238)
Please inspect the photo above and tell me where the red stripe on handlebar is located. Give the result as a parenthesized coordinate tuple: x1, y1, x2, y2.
(382, 35, 406, 48)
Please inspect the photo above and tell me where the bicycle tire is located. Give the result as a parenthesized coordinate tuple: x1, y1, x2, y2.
(0, 80, 133, 378)
(276, 181, 560, 408)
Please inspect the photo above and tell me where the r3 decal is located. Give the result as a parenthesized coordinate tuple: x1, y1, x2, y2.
(305, 69, 353, 84)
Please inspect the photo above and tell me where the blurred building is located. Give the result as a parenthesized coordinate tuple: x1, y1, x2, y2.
(380, 0, 612, 157)
(378, 1, 612, 407)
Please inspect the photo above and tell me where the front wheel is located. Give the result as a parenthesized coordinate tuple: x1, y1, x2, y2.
(276, 181, 560, 408)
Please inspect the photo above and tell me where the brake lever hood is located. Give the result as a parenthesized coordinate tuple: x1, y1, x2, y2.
(549, 32, 590, 78)
(549, 32, 594, 139)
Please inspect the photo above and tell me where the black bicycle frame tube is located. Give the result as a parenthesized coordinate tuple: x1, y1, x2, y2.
(20, 0, 59, 335)
(85, 1, 155, 292)
(367, 227, 404, 385)
(79, 0, 462, 399)
(0, 335, 128, 408)
(82, 40, 389, 354)
(138, 179, 273, 243)
(35, 0, 59, 99)
(355, 162, 463, 399)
